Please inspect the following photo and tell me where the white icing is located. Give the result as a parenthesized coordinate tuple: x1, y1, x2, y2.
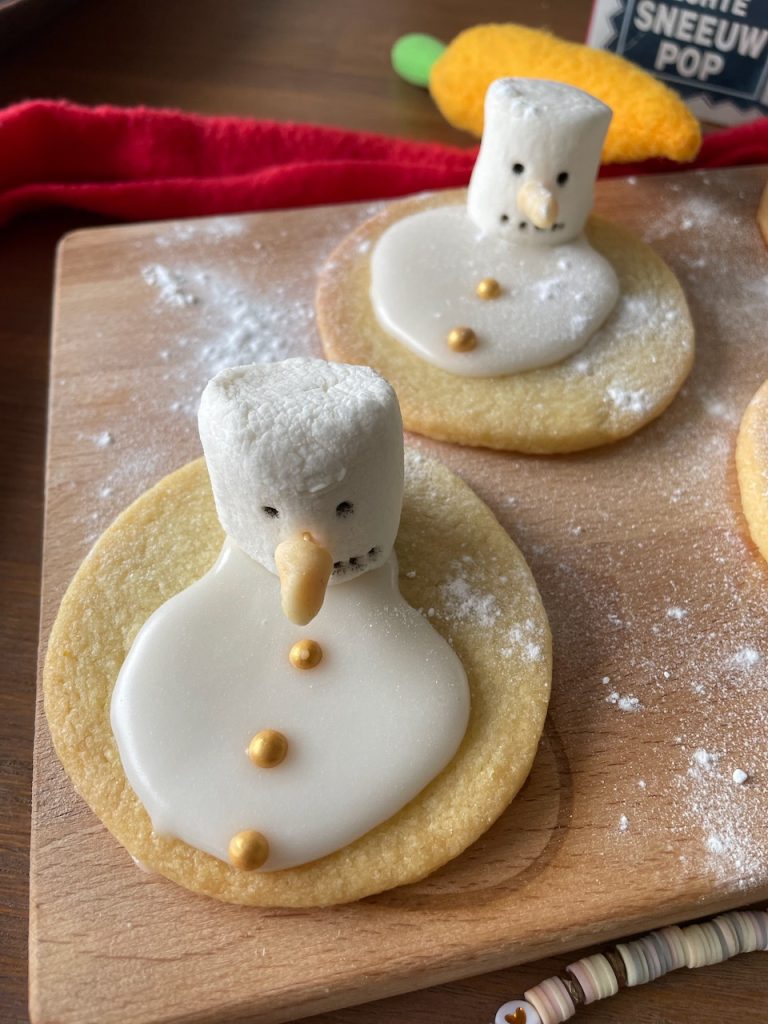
(198, 359, 403, 580)
(468, 78, 611, 245)
(370, 205, 619, 376)
(112, 359, 469, 871)
(111, 541, 469, 871)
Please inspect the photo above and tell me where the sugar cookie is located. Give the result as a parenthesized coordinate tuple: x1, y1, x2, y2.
(317, 189, 694, 453)
(45, 447, 551, 906)
(736, 378, 768, 563)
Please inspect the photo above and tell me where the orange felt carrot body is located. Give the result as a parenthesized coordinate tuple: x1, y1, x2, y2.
(426, 24, 701, 164)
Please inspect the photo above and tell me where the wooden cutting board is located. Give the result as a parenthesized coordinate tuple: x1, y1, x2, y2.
(31, 166, 768, 1024)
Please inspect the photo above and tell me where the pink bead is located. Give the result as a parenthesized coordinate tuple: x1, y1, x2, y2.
(566, 961, 596, 1003)
(525, 977, 575, 1024)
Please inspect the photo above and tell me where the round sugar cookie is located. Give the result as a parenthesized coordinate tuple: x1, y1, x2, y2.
(736, 378, 768, 562)
(316, 191, 695, 454)
(44, 451, 551, 907)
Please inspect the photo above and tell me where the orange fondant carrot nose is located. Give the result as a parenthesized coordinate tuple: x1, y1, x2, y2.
(274, 533, 333, 625)
(517, 180, 558, 229)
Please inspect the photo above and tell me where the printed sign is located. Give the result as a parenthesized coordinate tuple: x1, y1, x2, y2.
(588, 0, 768, 125)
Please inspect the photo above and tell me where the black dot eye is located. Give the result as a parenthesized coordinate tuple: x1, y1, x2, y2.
(557, 171, 569, 186)
(512, 162, 525, 175)
(336, 501, 354, 518)
(262, 506, 279, 519)
(500, 214, 509, 223)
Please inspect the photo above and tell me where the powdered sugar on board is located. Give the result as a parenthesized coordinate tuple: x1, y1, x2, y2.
(495, 169, 768, 891)
(51, 175, 768, 905)
(57, 205, 386, 546)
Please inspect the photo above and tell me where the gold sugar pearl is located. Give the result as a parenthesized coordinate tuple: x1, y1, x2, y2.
(228, 829, 269, 871)
(248, 728, 288, 768)
(446, 326, 477, 352)
(475, 277, 501, 300)
(289, 638, 323, 670)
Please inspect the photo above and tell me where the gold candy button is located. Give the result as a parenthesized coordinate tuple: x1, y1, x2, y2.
(446, 326, 477, 352)
(228, 829, 269, 871)
(475, 277, 501, 300)
(248, 729, 288, 768)
(289, 638, 323, 670)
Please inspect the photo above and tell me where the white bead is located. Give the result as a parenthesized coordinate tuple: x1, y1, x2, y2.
(495, 999, 542, 1024)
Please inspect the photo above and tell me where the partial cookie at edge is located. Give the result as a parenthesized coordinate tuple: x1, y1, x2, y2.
(736, 378, 768, 563)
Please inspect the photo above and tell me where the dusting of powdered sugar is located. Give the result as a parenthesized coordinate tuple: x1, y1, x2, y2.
(672, 746, 764, 887)
(77, 429, 115, 448)
(142, 264, 198, 307)
(496, 171, 768, 892)
(729, 646, 762, 670)
(606, 691, 643, 712)
(605, 385, 653, 416)
(667, 606, 688, 621)
(500, 618, 546, 662)
(142, 263, 312, 399)
(63, 206, 390, 548)
(438, 567, 502, 630)
(153, 217, 246, 248)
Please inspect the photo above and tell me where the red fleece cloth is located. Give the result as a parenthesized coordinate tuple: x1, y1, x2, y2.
(1, 100, 767, 227)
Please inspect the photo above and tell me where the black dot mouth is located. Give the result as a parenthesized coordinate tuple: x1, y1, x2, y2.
(513, 220, 565, 233)
(332, 546, 381, 578)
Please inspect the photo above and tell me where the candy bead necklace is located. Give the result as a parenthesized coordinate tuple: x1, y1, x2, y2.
(494, 907, 768, 1024)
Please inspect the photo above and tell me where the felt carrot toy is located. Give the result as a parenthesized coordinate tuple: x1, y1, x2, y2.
(392, 24, 701, 164)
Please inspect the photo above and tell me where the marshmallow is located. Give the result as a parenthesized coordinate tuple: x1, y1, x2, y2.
(198, 359, 404, 582)
(467, 78, 611, 245)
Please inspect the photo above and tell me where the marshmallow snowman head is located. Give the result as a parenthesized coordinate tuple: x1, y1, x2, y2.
(199, 359, 404, 623)
(467, 78, 611, 246)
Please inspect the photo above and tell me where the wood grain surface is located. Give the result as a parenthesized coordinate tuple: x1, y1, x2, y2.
(1, 1, 768, 1022)
(31, 168, 768, 1023)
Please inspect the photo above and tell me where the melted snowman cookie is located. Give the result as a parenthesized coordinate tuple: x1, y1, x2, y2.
(44, 360, 551, 906)
(113, 361, 469, 873)
(317, 79, 694, 453)
(371, 80, 620, 377)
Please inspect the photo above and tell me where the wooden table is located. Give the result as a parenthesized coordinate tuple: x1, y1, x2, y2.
(0, 1, 766, 1021)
